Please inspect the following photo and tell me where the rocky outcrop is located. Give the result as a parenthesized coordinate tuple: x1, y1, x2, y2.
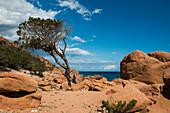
(162, 68, 170, 98)
(148, 51, 170, 62)
(163, 68, 170, 88)
(108, 84, 152, 112)
(120, 50, 170, 84)
(84, 75, 107, 83)
(0, 73, 41, 109)
(0, 73, 37, 93)
(71, 69, 83, 84)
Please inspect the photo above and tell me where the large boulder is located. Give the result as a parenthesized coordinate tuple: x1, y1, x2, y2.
(108, 84, 152, 112)
(120, 50, 170, 84)
(148, 51, 170, 62)
(0, 73, 41, 109)
(121, 79, 162, 104)
(0, 73, 37, 93)
(136, 84, 162, 104)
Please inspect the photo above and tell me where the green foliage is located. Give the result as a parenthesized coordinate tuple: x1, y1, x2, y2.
(16, 17, 71, 53)
(102, 99, 137, 113)
(0, 44, 47, 75)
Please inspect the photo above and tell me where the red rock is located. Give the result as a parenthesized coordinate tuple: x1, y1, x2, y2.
(137, 84, 162, 104)
(44, 75, 55, 82)
(148, 51, 170, 62)
(163, 68, 170, 87)
(84, 75, 107, 82)
(50, 82, 58, 88)
(61, 82, 69, 90)
(106, 89, 117, 95)
(0, 89, 42, 109)
(82, 79, 92, 87)
(120, 50, 170, 84)
(33, 76, 41, 82)
(56, 84, 61, 89)
(71, 69, 83, 84)
(42, 86, 51, 91)
(0, 73, 37, 93)
(121, 79, 162, 104)
(71, 83, 83, 91)
(38, 80, 49, 86)
(112, 78, 123, 85)
(91, 83, 106, 91)
(162, 68, 170, 98)
(108, 84, 152, 112)
(103, 81, 116, 86)
(0, 73, 41, 109)
(54, 75, 67, 84)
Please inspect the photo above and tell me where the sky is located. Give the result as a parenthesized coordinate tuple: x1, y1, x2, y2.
(0, 0, 170, 71)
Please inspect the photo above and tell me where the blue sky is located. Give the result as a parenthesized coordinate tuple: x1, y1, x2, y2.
(0, 0, 170, 71)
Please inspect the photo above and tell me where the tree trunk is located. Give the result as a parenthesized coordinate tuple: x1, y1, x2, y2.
(64, 68, 72, 86)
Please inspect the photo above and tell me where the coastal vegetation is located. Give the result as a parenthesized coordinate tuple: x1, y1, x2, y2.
(16, 17, 75, 85)
(102, 99, 137, 113)
(0, 39, 47, 75)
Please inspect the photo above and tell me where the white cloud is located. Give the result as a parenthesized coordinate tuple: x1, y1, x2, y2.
(71, 36, 87, 43)
(92, 35, 96, 38)
(66, 48, 94, 56)
(112, 52, 117, 54)
(0, 0, 61, 41)
(68, 43, 81, 47)
(92, 9, 103, 14)
(57, 0, 102, 20)
(104, 65, 117, 70)
(83, 18, 91, 21)
(69, 58, 116, 64)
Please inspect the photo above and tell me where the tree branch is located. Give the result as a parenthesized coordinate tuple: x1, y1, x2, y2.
(49, 52, 66, 69)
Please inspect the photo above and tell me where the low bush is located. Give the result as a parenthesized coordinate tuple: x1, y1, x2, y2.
(102, 99, 137, 113)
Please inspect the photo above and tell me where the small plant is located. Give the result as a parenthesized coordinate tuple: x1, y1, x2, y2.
(102, 99, 137, 113)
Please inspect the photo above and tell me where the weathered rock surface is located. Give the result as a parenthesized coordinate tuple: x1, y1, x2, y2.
(163, 68, 170, 88)
(61, 82, 69, 90)
(90, 83, 106, 91)
(0, 89, 42, 109)
(148, 51, 170, 62)
(108, 84, 152, 112)
(84, 75, 107, 82)
(71, 69, 83, 84)
(120, 50, 170, 84)
(106, 89, 117, 95)
(54, 75, 67, 84)
(121, 79, 163, 104)
(162, 68, 170, 98)
(0, 73, 37, 93)
(137, 84, 162, 104)
(0, 73, 41, 109)
(71, 83, 83, 91)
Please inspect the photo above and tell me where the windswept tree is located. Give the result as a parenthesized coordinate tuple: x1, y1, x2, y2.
(17, 17, 74, 85)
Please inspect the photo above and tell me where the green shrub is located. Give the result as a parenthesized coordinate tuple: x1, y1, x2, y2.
(0, 44, 47, 76)
(102, 99, 137, 113)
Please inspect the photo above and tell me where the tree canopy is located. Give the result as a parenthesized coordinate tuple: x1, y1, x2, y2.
(17, 17, 74, 85)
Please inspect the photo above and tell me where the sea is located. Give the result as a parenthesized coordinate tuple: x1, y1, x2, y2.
(79, 71, 120, 81)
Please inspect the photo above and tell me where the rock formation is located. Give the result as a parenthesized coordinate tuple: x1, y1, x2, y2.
(108, 84, 152, 112)
(162, 68, 170, 99)
(0, 73, 41, 109)
(120, 50, 170, 84)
